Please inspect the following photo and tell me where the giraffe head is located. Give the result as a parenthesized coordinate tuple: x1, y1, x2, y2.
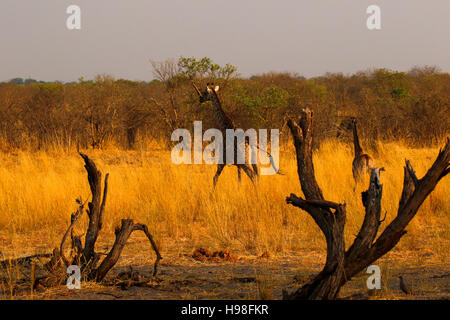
(192, 82, 220, 103)
(336, 116, 356, 137)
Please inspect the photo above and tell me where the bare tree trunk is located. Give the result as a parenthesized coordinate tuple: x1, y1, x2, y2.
(283, 108, 449, 300)
(78, 153, 109, 271)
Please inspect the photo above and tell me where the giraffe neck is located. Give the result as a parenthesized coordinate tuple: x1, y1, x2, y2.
(353, 122, 363, 156)
(210, 91, 235, 131)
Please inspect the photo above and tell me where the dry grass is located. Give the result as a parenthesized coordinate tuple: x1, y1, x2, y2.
(0, 139, 448, 300)
(0, 139, 448, 258)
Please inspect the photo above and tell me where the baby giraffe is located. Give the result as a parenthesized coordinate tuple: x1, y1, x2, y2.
(351, 118, 375, 190)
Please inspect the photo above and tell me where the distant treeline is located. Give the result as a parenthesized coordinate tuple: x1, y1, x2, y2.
(0, 58, 448, 152)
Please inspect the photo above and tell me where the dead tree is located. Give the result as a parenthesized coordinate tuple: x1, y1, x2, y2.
(283, 108, 449, 300)
(50, 153, 162, 282)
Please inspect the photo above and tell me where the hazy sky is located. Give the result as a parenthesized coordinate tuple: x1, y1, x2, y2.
(0, 0, 449, 82)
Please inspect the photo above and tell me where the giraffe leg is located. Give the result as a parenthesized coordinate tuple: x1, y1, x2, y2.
(352, 167, 359, 192)
(237, 166, 242, 182)
(248, 143, 259, 180)
(252, 163, 260, 181)
(239, 164, 256, 185)
(213, 164, 225, 189)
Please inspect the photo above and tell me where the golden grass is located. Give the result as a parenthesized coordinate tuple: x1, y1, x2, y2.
(0, 140, 448, 263)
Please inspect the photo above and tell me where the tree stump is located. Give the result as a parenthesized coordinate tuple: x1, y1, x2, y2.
(53, 153, 162, 283)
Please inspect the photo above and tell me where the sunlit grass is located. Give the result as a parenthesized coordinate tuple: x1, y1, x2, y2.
(0, 140, 448, 262)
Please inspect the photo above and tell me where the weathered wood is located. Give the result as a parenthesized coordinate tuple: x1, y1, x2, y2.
(345, 168, 383, 264)
(344, 137, 449, 279)
(286, 112, 324, 201)
(398, 160, 417, 212)
(9, 154, 163, 286)
(0, 253, 53, 269)
(74, 154, 162, 282)
(79, 153, 109, 267)
(284, 109, 347, 300)
(134, 223, 163, 276)
(94, 219, 162, 281)
(284, 109, 449, 300)
(44, 248, 62, 273)
(59, 199, 85, 266)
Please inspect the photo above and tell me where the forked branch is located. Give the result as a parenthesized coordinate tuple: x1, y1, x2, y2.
(79, 152, 109, 266)
(95, 219, 163, 281)
(47, 154, 163, 284)
(59, 199, 85, 266)
(284, 108, 449, 300)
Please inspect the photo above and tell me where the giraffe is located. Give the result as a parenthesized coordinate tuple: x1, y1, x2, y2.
(192, 82, 280, 188)
(351, 117, 375, 190)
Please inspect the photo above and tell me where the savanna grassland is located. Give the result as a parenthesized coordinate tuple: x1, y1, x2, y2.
(0, 60, 449, 299)
(0, 140, 448, 300)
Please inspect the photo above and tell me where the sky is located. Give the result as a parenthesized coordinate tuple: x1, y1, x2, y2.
(0, 0, 449, 82)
